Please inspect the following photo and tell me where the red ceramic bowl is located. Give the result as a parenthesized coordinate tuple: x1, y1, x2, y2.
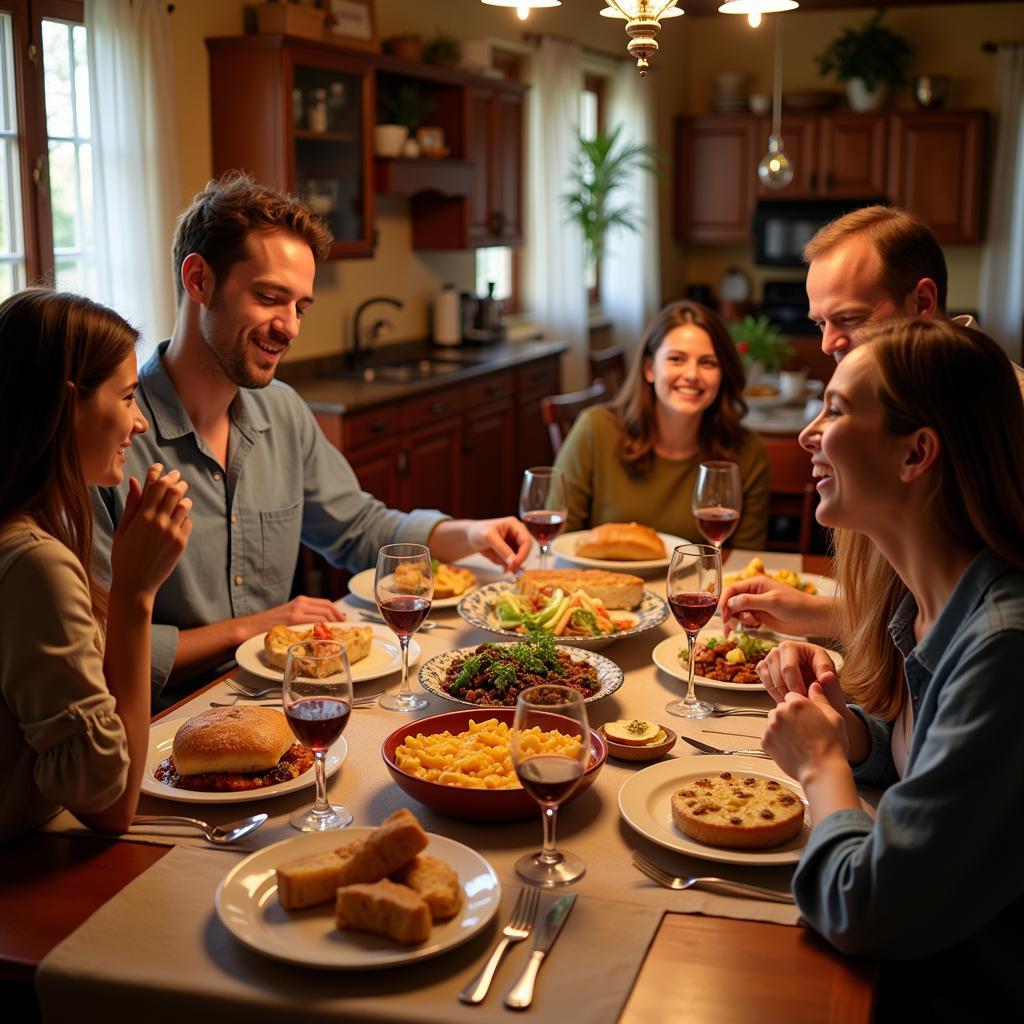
(381, 707, 607, 822)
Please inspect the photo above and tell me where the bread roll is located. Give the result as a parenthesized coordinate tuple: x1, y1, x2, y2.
(574, 522, 666, 561)
(172, 707, 293, 777)
(391, 855, 462, 921)
(335, 880, 432, 946)
(518, 569, 644, 610)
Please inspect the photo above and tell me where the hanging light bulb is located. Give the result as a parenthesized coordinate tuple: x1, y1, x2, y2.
(717, 2, 799, 28)
(480, 0, 561, 23)
(601, 2, 683, 76)
(757, 15, 794, 189)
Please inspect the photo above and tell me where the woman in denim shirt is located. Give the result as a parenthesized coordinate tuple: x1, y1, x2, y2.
(755, 319, 1024, 1020)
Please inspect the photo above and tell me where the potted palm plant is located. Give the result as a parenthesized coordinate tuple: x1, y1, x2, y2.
(816, 10, 914, 112)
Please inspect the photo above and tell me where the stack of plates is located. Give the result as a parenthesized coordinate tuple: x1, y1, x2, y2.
(712, 71, 749, 114)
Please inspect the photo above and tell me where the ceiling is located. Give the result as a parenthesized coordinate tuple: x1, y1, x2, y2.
(678, 0, 1019, 13)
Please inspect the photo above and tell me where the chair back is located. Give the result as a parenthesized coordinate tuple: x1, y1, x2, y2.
(761, 436, 817, 554)
(588, 346, 626, 398)
(541, 380, 607, 458)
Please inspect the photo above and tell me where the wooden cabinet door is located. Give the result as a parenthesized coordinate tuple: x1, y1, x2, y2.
(466, 86, 492, 246)
(346, 438, 401, 509)
(888, 110, 985, 244)
(817, 114, 887, 197)
(676, 117, 758, 242)
(461, 399, 515, 519)
(492, 89, 524, 245)
(398, 419, 461, 514)
(517, 387, 556, 469)
(755, 116, 819, 197)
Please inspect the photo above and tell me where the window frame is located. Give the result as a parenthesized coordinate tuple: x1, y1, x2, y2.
(582, 73, 605, 308)
(0, 0, 84, 289)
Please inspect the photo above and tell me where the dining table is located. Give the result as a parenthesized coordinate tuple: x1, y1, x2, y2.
(0, 548, 877, 1023)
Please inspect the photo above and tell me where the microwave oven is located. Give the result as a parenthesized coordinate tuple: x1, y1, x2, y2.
(753, 198, 886, 267)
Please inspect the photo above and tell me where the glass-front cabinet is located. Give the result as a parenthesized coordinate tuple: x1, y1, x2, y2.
(206, 35, 374, 259)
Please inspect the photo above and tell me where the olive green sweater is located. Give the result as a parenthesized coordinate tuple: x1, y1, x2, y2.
(553, 407, 770, 548)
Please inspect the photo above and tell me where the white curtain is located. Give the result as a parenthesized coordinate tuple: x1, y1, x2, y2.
(526, 37, 588, 391)
(603, 60, 661, 361)
(979, 43, 1024, 362)
(86, 0, 181, 359)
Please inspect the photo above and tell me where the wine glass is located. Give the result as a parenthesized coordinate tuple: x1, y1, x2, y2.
(692, 461, 742, 550)
(666, 543, 722, 720)
(375, 543, 433, 712)
(283, 639, 353, 832)
(510, 684, 590, 886)
(519, 467, 567, 570)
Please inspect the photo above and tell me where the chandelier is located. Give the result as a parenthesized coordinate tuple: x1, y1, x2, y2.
(600, 2, 683, 76)
(480, 0, 562, 22)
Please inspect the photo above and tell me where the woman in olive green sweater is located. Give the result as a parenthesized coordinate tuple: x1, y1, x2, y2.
(555, 301, 769, 548)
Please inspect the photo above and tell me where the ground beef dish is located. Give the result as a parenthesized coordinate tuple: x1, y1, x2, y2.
(691, 640, 771, 685)
(154, 743, 314, 791)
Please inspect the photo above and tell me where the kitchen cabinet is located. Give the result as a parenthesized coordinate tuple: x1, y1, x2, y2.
(816, 114, 887, 196)
(888, 110, 985, 244)
(515, 358, 561, 469)
(206, 35, 375, 259)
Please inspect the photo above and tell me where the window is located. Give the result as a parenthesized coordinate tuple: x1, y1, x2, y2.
(580, 74, 605, 304)
(0, 0, 90, 303)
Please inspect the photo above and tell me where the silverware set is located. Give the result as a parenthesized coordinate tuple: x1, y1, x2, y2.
(130, 812, 268, 845)
(358, 609, 455, 631)
(680, 734, 772, 758)
(208, 680, 383, 708)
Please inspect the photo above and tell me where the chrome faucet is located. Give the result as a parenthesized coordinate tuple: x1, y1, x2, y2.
(351, 295, 403, 366)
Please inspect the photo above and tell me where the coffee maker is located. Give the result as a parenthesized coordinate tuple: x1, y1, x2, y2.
(460, 282, 505, 345)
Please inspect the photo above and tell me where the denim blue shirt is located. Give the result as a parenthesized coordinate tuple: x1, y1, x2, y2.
(794, 549, 1024, 1018)
(92, 343, 446, 700)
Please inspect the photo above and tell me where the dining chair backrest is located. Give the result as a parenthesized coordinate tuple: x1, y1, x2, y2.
(761, 435, 817, 554)
(588, 345, 626, 399)
(541, 380, 607, 458)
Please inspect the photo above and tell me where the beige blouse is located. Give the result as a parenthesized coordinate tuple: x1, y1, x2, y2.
(0, 520, 127, 843)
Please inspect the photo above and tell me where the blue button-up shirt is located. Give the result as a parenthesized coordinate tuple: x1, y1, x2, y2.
(93, 343, 446, 701)
(794, 549, 1024, 1019)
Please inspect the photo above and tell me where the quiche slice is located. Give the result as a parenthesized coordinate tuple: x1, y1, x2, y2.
(263, 622, 373, 675)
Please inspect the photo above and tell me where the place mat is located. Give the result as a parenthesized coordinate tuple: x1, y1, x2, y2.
(37, 845, 662, 1024)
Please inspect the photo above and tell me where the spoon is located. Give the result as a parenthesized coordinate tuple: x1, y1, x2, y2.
(130, 812, 268, 845)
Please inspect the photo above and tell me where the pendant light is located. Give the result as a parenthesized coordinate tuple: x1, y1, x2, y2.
(757, 15, 794, 189)
(600, 2, 683, 76)
(481, 0, 561, 23)
(717, 1, 798, 30)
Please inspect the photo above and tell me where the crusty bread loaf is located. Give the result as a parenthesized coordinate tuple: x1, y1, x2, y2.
(574, 522, 666, 561)
(172, 707, 293, 777)
(671, 772, 805, 850)
(518, 568, 644, 610)
(263, 623, 372, 674)
(277, 846, 358, 911)
(335, 880, 432, 946)
(391, 854, 462, 921)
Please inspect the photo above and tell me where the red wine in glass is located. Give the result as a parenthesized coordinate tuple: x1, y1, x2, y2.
(516, 755, 584, 805)
(522, 510, 567, 545)
(695, 507, 740, 547)
(378, 595, 431, 637)
(285, 697, 351, 752)
(669, 591, 718, 633)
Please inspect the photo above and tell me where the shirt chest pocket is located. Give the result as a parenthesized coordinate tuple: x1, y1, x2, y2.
(259, 502, 303, 586)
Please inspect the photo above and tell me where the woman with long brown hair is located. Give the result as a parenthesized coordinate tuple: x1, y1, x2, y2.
(755, 319, 1024, 1017)
(0, 289, 192, 842)
(554, 300, 769, 545)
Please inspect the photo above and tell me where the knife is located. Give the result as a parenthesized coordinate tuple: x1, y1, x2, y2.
(504, 894, 576, 1010)
(681, 734, 771, 758)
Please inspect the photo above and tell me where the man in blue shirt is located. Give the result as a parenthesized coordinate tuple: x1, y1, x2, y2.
(94, 174, 532, 706)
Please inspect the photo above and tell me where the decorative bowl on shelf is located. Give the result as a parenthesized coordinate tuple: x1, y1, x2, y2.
(374, 124, 408, 157)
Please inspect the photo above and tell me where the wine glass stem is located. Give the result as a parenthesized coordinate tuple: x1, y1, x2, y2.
(684, 629, 699, 706)
(311, 751, 330, 815)
(539, 804, 560, 864)
(398, 635, 411, 698)
(539, 542, 549, 570)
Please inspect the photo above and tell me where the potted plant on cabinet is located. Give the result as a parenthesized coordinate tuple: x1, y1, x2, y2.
(375, 85, 434, 157)
(816, 10, 914, 112)
(729, 315, 794, 383)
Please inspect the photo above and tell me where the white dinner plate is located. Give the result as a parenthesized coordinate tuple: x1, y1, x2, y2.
(216, 829, 501, 969)
(618, 755, 811, 866)
(458, 581, 669, 649)
(346, 564, 500, 610)
(140, 717, 347, 804)
(549, 531, 690, 573)
(234, 623, 420, 684)
(418, 642, 625, 707)
(651, 632, 845, 693)
(721, 569, 838, 598)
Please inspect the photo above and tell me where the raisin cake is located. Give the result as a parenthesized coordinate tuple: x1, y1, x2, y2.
(671, 771, 805, 849)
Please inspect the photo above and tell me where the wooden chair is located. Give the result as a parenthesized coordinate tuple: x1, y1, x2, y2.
(541, 380, 607, 458)
(761, 436, 817, 554)
(588, 345, 626, 398)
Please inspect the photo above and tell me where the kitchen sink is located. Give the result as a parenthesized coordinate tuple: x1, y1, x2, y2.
(343, 356, 479, 383)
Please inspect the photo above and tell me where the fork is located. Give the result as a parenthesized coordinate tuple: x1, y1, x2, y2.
(226, 681, 280, 698)
(631, 851, 794, 904)
(358, 610, 455, 631)
(210, 692, 383, 708)
(707, 705, 770, 718)
(459, 886, 540, 1005)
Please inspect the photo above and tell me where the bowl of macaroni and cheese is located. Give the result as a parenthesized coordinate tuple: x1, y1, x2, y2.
(381, 708, 608, 821)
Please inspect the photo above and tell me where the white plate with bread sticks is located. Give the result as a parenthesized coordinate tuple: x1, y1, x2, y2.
(140, 713, 347, 804)
(618, 756, 811, 866)
(417, 641, 625, 708)
(458, 576, 669, 648)
(234, 622, 420, 684)
(216, 823, 501, 968)
(346, 561, 497, 610)
(651, 633, 844, 694)
(550, 525, 689, 573)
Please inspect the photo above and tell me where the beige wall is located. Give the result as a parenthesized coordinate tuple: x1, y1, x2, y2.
(170, 2, 1023, 358)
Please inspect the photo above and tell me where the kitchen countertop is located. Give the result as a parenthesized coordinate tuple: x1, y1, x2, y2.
(276, 339, 567, 415)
